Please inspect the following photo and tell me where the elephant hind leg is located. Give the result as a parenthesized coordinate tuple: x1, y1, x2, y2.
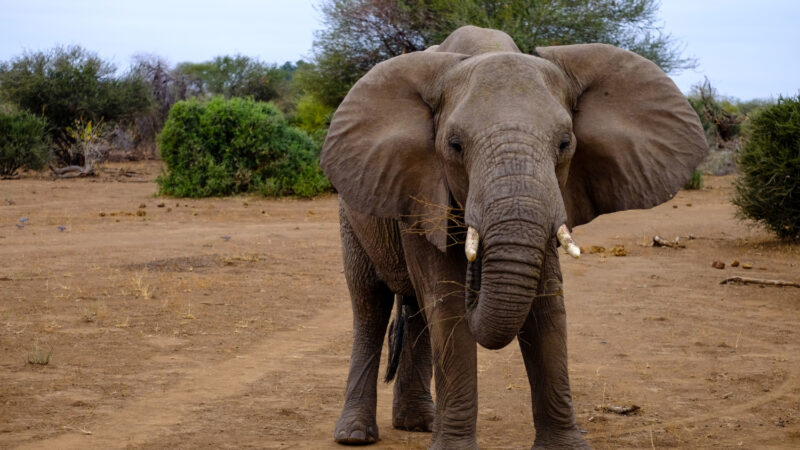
(334, 208, 394, 445)
(391, 295, 435, 432)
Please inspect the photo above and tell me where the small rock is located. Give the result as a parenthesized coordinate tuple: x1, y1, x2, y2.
(167, 208, 172, 212)
(731, 260, 740, 267)
(742, 263, 753, 269)
(686, 203, 692, 207)
(192, 211, 198, 216)
(221, 235, 231, 241)
(589, 245, 606, 254)
(138, 203, 146, 209)
(157, 202, 165, 208)
(672, 205, 678, 209)
(19, 217, 28, 223)
(136, 210, 146, 217)
(712, 261, 725, 270)
(243, 202, 249, 208)
(99, 212, 106, 217)
(15, 224, 24, 229)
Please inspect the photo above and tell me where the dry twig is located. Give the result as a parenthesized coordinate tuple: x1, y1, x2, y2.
(597, 404, 641, 415)
(720, 277, 800, 288)
(49, 164, 95, 178)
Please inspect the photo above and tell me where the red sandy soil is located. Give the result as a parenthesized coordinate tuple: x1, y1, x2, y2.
(1, 161, 798, 449)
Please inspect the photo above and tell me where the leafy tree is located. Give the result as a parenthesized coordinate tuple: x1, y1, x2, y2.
(128, 54, 190, 152)
(733, 95, 800, 240)
(302, 0, 696, 109)
(175, 55, 292, 105)
(0, 104, 50, 177)
(0, 46, 152, 165)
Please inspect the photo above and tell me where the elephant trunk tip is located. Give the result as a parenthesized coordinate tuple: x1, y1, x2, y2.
(472, 327, 518, 350)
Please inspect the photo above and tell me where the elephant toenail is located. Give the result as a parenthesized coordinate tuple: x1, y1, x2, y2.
(351, 430, 366, 440)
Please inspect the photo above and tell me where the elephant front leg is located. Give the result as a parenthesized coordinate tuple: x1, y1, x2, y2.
(518, 240, 589, 449)
(335, 285, 393, 445)
(392, 296, 435, 432)
(334, 213, 394, 445)
(402, 227, 478, 449)
(423, 292, 478, 450)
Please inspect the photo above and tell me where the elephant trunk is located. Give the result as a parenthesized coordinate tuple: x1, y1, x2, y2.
(464, 195, 551, 350)
(462, 133, 576, 349)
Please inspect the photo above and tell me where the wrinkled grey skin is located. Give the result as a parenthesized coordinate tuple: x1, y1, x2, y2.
(321, 26, 706, 449)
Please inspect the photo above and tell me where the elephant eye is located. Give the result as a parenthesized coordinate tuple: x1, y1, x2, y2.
(559, 134, 571, 152)
(448, 136, 463, 153)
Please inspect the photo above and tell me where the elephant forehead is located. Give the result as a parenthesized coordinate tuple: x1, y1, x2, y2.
(467, 53, 564, 86)
(444, 53, 570, 106)
(441, 54, 571, 128)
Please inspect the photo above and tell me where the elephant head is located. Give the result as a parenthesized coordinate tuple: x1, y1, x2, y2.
(321, 26, 707, 350)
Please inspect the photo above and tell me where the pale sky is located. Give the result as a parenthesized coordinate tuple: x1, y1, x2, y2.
(1, 0, 797, 100)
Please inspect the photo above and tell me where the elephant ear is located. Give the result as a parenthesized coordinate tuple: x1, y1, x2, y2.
(321, 52, 467, 251)
(536, 44, 708, 227)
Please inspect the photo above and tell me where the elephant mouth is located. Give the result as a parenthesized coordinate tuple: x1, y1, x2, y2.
(464, 243, 482, 311)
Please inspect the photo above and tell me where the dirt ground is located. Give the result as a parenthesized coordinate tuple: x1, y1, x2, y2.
(1, 161, 799, 449)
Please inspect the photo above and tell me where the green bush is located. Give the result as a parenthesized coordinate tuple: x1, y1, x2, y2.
(688, 79, 743, 147)
(0, 46, 152, 165)
(733, 95, 800, 240)
(684, 169, 703, 190)
(291, 93, 333, 142)
(157, 96, 330, 197)
(0, 105, 51, 177)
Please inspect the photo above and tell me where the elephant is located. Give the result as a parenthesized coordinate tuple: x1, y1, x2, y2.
(320, 25, 706, 449)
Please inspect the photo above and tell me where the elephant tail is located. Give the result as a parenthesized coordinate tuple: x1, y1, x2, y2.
(384, 295, 406, 383)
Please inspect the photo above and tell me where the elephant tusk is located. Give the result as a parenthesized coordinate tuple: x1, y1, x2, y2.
(465, 226, 479, 262)
(557, 224, 580, 259)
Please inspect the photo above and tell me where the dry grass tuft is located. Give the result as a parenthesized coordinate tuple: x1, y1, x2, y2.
(131, 272, 155, 299)
(26, 342, 53, 365)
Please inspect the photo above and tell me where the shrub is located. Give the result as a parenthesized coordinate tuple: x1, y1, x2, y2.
(291, 93, 333, 142)
(157, 97, 330, 197)
(0, 46, 152, 165)
(688, 79, 743, 148)
(733, 95, 800, 240)
(0, 105, 51, 177)
(683, 169, 703, 190)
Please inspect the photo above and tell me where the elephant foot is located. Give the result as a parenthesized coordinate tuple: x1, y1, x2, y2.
(532, 428, 590, 449)
(334, 404, 379, 445)
(392, 399, 435, 432)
